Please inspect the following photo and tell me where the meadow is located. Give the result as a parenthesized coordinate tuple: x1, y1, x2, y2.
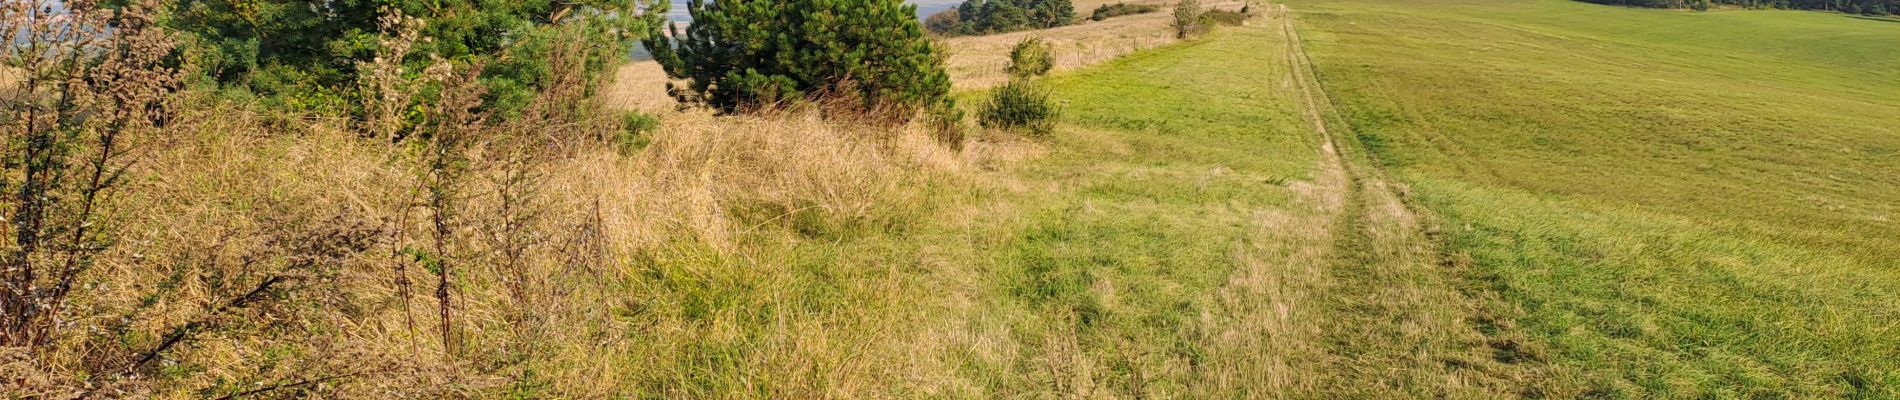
(1282, 0, 1900, 396)
(7, 0, 1896, 396)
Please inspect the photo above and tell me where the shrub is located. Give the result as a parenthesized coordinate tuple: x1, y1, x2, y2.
(644, 0, 953, 119)
(2, 0, 185, 349)
(1203, 9, 1249, 26)
(927, 103, 970, 150)
(980, 79, 1059, 136)
(1091, 3, 1161, 21)
(1007, 38, 1056, 78)
(617, 112, 661, 154)
(926, 9, 964, 34)
(1173, 0, 1207, 39)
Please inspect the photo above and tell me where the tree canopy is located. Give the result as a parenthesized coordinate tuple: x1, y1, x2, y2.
(164, 0, 664, 112)
(927, 0, 1077, 36)
(643, 0, 953, 118)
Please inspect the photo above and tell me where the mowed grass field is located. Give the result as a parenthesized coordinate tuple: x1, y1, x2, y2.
(1283, 0, 1900, 396)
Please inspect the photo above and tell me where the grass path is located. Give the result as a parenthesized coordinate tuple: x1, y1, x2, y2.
(1271, 7, 1552, 397)
(929, 13, 1555, 397)
(1282, 0, 1900, 395)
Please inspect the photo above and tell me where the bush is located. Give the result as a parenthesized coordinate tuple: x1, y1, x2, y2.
(1091, 3, 1161, 21)
(926, 9, 964, 34)
(644, 0, 952, 119)
(1173, 0, 1206, 39)
(1203, 9, 1249, 26)
(616, 112, 660, 154)
(1007, 38, 1056, 78)
(980, 79, 1059, 136)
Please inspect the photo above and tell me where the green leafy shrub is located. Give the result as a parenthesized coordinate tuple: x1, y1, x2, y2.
(645, 0, 953, 119)
(980, 80, 1059, 136)
(1007, 38, 1056, 78)
(1090, 3, 1161, 21)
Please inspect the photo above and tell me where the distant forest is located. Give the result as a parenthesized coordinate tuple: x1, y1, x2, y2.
(925, 0, 1076, 36)
(1578, 0, 1895, 14)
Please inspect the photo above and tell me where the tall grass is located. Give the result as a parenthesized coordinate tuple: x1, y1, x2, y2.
(0, 5, 985, 396)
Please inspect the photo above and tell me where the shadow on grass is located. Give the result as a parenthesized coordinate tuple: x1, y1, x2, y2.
(1844, 14, 1900, 23)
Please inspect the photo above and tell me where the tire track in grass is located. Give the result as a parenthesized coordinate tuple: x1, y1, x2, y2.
(1274, 5, 1546, 397)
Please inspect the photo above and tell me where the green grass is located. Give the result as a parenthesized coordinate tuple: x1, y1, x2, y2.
(927, 27, 1320, 395)
(1283, 0, 1900, 396)
(601, 26, 1327, 397)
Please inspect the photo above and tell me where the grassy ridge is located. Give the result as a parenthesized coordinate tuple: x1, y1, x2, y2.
(1284, 0, 1900, 396)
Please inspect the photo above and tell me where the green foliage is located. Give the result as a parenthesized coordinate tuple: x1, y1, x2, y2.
(1203, 9, 1249, 26)
(164, 0, 665, 113)
(925, 8, 964, 34)
(929, 0, 1077, 36)
(1172, 0, 1207, 38)
(1091, 3, 1161, 21)
(644, 0, 953, 118)
(616, 112, 660, 154)
(1006, 38, 1056, 78)
(980, 79, 1058, 136)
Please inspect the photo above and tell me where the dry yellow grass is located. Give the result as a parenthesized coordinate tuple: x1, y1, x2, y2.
(600, 61, 676, 112)
(9, 6, 1295, 397)
(5, 96, 1018, 396)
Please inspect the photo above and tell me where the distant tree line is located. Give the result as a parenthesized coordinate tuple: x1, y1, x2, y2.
(1576, 0, 1894, 15)
(1091, 3, 1161, 21)
(925, 0, 1076, 36)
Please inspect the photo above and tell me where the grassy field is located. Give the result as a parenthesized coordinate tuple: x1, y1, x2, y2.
(1282, 0, 1900, 396)
(940, 0, 1247, 90)
(15, 0, 1895, 396)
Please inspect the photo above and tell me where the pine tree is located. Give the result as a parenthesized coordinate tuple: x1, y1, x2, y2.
(644, 0, 953, 119)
